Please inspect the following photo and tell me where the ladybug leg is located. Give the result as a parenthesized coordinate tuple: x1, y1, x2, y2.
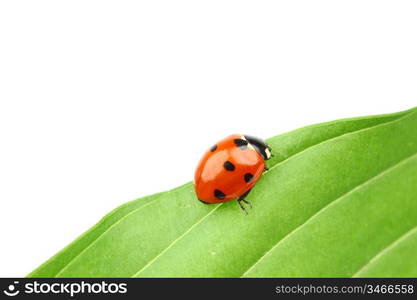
(237, 189, 253, 215)
(264, 165, 269, 171)
(238, 201, 248, 215)
(240, 198, 252, 208)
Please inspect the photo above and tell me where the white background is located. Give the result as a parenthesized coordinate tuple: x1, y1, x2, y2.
(0, 1, 416, 277)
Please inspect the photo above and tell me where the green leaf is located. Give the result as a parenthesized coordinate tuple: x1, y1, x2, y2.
(29, 107, 417, 278)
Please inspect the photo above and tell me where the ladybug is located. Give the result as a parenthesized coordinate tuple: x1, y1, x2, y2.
(194, 134, 272, 213)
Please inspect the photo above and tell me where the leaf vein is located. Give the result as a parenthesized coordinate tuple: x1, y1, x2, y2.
(132, 204, 222, 277)
(241, 152, 417, 277)
(352, 224, 417, 277)
(54, 183, 192, 277)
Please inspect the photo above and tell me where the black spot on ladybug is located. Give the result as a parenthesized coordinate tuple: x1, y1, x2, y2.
(223, 161, 235, 171)
(210, 144, 217, 152)
(214, 189, 226, 200)
(244, 173, 254, 183)
(234, 138, 248, 150)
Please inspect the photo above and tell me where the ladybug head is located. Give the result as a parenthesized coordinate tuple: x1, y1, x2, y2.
(244, 135, 272, 161)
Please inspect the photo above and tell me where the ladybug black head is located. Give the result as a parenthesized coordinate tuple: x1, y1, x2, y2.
(244, 135, 272, 161)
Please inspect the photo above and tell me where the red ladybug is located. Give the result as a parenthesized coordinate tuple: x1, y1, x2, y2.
(194, 134, 272, 213)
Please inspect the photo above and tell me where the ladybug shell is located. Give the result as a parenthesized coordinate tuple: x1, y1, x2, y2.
(194, 134, 265, 204)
